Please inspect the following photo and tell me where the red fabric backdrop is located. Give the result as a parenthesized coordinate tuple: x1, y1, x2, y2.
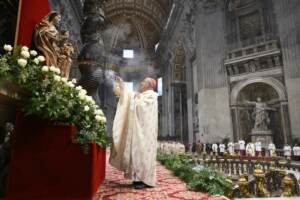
(5, 114, 106, 200)
(16, 0, 50, 46)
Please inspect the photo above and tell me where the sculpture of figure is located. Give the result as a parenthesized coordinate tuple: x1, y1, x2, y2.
(34, 12, 61, 67)
(35, 12, 74, 78)
(254, 165, 271, 197)
(57, 31, 74, 78)
(281, 174, 295, 197)
(245, 97, 277, 131)
(238, 175, 254, 198)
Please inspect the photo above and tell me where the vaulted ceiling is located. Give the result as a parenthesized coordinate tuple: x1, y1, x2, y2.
(103, 0, 173, 55)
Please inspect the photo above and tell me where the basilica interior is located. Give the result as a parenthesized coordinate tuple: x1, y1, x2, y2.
(1, 0, 300, 199)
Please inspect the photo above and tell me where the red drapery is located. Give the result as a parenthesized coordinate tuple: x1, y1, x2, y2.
(16, 0, 51, 46)
(5, 114, 106, 200)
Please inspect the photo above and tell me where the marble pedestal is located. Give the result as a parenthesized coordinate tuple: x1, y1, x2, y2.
(250, 129, 273, 148)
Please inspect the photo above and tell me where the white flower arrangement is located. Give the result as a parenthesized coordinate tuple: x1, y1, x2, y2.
(0, 44, 108, 149)
(21, 51, 30, 59)
(54, 75, 61, 82)
(61, 77, 68, 83)
(17, 58, 27, 67)
(33, 58, 39, 65)
(3, 44, 13, 52)
(37, 55, 45, 62)
(84, 105, 90, 112)
(30, 50, 38, 57)
(21, 46, 29, 52)
(42, 65, 49, 72)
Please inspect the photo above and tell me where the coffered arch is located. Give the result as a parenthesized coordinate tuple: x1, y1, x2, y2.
(104, 0, 173, 54)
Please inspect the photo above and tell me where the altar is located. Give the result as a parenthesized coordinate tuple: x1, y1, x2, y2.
(5, 113, 106, 200)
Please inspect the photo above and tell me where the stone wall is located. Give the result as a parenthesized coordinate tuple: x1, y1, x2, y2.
(157, 0, 233, 143)
(157, 0, 300, 144)
(273, 0, 300, 140)
(194, 3, 233, 142)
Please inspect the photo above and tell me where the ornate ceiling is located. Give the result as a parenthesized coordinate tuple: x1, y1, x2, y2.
(103, 0, 173, 55)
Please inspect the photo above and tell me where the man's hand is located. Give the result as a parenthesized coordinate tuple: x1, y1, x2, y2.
(115, 76, 123, 83)
(134, 92, 140, 99)
(113, 76, 124, 97)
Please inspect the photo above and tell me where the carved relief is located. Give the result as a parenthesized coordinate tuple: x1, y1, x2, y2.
(172, 39, 186, 82)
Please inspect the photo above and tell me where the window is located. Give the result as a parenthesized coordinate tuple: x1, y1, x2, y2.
(123, 82, 133, 92)
(157, 77, 163, 96)
(155, 43, 159, 52)
(123, 49, 134, 59)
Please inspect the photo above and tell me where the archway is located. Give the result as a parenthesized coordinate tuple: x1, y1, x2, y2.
(230, 77, 291, 148)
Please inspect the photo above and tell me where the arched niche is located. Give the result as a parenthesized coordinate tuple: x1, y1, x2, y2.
(231, 77, 287, 105)
(229, 77, 291, 148)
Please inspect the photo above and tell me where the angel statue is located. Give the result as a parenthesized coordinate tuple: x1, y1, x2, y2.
(245, 97, 277, 131)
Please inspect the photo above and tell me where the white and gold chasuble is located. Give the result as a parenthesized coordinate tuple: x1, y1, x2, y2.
(110, 89, 158, 186)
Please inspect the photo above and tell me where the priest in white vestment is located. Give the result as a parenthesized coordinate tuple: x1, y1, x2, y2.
(109, 77, 158, 189)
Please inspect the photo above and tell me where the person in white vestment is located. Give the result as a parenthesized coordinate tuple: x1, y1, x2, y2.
(219, 143, 225, 156)
(110, 77, 158, 189)
(293, 144, 300, 161)
(227, 142, 235, 156)
(239, 140, 245, 156)
(212, 143, 218, 156)
(246, 142, 255, 157)
(255, 141, 262, 157)
(283, 144, 292, 158)
(268, 143, 276, 157)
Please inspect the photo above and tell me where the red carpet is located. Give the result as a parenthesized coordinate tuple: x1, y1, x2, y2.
(93, 153, 227, 200)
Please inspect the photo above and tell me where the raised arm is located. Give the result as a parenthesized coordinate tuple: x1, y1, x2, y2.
(113, 76, 124, 98)
(266, 98, 279, 105)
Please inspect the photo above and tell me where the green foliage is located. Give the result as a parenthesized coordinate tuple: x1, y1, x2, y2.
(0, 45, 109, 149)
(157, 153, 233, 197)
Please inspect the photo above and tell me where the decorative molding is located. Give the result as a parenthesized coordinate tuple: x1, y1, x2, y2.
(229, 67, 283, 83)
(230, 77, 287, 105)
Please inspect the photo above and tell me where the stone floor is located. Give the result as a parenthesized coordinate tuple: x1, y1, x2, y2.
(93, 154, 228, 200)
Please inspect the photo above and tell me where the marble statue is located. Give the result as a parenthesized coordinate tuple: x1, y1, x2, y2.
(245, 97, 277, 131)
